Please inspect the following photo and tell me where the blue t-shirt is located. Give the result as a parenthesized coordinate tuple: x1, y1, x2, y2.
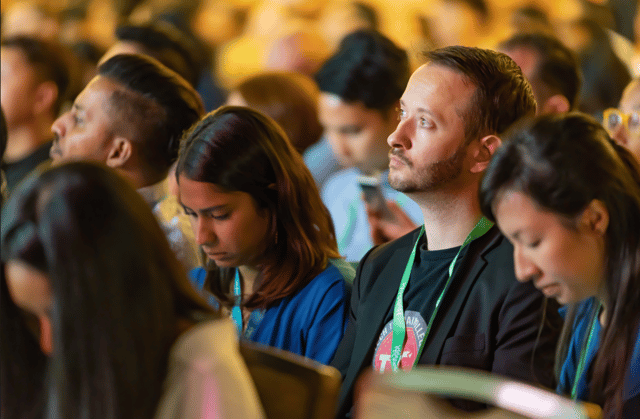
(321, 168, 423, 262)
(190, 260, 353, 365)
(557, 297, 640, 417)
(302, 136, 342, 189)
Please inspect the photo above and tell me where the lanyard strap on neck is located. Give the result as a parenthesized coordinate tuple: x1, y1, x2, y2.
(388, 217, 494, 372)
(232, 269, 266, 338)
(231, 269, 243, 335)
(571, 300, 602, 399)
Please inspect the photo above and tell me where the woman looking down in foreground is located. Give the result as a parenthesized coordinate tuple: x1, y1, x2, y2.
(480, 113, 640, 419)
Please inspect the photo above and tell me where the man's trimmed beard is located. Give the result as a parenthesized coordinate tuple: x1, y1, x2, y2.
(388, 143, 467, 193)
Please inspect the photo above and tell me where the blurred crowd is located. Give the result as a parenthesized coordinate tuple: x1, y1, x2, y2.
(2, 1, 640, 419)
(1, 0, 638, 111)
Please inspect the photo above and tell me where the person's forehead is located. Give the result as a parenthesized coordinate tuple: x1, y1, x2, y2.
(404, 63, 476, 110)
(76, 75, 123, 115)
(412, 62, 472, 87)
(318, 93, 385, 122)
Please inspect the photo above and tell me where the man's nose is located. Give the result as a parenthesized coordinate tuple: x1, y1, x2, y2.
(51, 112, 68, 139)
(388, 117, 412, 149)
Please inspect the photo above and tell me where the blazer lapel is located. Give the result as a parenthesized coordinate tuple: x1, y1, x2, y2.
(421, 227, 502, 364)
(345, 229, 420, 387)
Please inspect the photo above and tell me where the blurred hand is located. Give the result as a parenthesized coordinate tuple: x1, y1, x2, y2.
(365, 199, 418, 245)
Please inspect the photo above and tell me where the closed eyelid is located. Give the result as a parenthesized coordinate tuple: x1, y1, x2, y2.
(339, 126, 362, 134)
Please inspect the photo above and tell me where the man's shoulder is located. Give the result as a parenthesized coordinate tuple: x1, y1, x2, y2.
(354, 227, 422, 291)
(367, 226, 420, 260)
(462, 227, 517, 284)
(474, 227, 513, 263)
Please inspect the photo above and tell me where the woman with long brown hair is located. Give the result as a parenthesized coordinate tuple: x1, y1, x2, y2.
(177, 106, 352, 364)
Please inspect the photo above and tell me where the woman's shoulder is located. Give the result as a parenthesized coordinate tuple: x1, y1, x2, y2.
(307, 260, 354, 289)
(287, 261, 352, 303)
(627, 319, 640, 399)
(188, 267, 208, 290)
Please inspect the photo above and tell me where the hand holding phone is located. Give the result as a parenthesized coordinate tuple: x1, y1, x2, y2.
(357, 175, 396, 221)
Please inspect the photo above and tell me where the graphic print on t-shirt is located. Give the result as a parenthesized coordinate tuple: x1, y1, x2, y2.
(372, 310, 427, 372)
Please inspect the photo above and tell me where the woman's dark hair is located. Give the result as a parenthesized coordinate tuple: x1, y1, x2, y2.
(0, 162, 216, 419)
(479, 112, 640, 419)
(176, 106, 341, 310)
(0, 262, 47, 419)
(234, 71, 323, 153)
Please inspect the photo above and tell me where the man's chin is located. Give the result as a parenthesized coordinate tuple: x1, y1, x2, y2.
(388, 173, 418, 193)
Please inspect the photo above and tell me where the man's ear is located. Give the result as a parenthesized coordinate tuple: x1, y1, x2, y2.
(579, 199, 609, 237)
(470, 134, 501, 174)
(32, 81, 58, 116)
(541, 94, 570, 114)
(105, 137, 133, 168)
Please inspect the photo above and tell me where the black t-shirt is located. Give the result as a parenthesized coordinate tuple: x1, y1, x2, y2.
(2, 141, 52, 192)
(371, 235, 469, 372)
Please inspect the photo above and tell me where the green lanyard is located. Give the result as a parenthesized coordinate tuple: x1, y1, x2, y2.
(389, 217, 494, 372)
(571, 301, 602, 399)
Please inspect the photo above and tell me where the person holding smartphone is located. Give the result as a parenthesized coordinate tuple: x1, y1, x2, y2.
(315, 30, 422, 262)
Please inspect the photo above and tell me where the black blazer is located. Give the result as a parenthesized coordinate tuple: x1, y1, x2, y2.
(331, 226, 562, 418)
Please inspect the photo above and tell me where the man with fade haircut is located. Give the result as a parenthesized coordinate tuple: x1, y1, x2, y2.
(331, 46, 563, 418)
(314, 30, 422, 262)
(499, 32, 581, 114)
(50, 53, 205, 270)
(1, 36, 70, 193)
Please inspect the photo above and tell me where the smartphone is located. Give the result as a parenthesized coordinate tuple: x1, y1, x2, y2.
(357, 175, 396, 221)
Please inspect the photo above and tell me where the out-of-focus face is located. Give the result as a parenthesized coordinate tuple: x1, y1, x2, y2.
(318, 93, 396, 174)
(4, 260, 53, 354)
(225, 91, 248, 107)
(494, 190, 607, 305)
(50, 76, 118, 163)
(607, 80, 640, 163)
(387, 63, 475, 193)
(0, 47, 40, 129)
(178, 176, 271, 270)
(427, 0, 478, 48)
(500, 46, 547, 113)
(318, 2, 373, 50)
